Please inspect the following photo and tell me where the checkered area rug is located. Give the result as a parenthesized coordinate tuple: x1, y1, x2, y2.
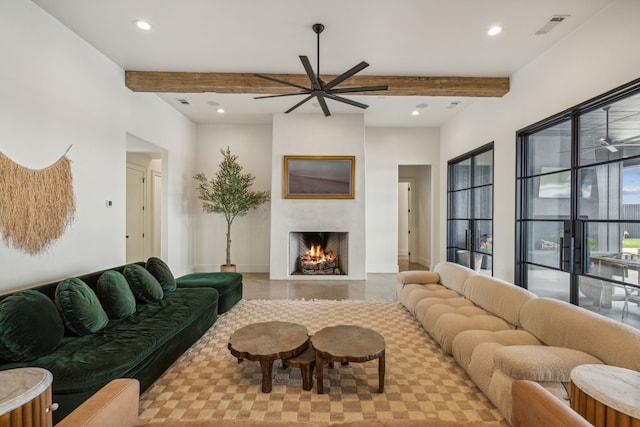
(139, 299, 506, 425)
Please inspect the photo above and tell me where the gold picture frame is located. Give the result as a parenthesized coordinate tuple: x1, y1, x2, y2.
(283, 155, 355, 199)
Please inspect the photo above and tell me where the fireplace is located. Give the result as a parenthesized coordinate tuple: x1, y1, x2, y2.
(289, 232, 348, 276)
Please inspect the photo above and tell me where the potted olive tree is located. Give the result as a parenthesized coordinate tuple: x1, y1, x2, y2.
(194, 147, 270, 272)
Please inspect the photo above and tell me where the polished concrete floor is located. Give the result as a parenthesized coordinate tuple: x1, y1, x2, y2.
(243, 257, 429, 301)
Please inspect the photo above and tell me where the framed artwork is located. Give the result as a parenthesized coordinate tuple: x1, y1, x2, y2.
(284, 156, 355, 199)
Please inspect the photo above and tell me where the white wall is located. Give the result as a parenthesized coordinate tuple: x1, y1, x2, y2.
(439, 0, 640, 281)
(193, 124, 272, 272)
(193, 121, 439, 276)
(366, 127, 440, 272)
(0, 0, 196, 293)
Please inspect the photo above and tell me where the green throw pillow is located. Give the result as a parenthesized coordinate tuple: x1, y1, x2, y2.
(123, 263, 164, 303)
(0, 290, 64, 362)
(96, 270, 137, 319)
(146, 257, 177, 292)
(55, 278, 109, 336)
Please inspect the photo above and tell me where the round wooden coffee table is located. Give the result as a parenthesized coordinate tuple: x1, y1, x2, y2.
(228, 321, 309, 392)
(311, 325, 385, 394)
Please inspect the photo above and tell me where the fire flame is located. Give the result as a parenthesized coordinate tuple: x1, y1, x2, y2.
(304, 244, 335, 261)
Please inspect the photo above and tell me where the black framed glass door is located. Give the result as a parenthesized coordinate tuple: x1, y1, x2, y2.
(447, 143, 493, 274)
(516, 79, 640, 326)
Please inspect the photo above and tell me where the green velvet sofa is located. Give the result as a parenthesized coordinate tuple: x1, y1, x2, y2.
(0, 260, 241, 424)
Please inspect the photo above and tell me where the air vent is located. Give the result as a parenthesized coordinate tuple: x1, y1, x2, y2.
(177, 98, 190, 105)
(446, 101, 461, 110)
(535, 15, 570, 35)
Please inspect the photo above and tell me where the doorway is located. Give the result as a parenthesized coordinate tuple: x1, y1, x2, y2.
(516, 81, 640, 327)
(446, 144, 494, 275)
(398, 165, 431, 271)
(126, 163, 145, 263)
(126, 134, 165, 262)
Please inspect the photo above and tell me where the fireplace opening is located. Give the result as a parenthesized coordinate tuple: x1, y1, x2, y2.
(289, 232, 348, 276)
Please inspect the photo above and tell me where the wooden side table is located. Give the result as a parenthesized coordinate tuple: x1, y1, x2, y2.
(311, 325, 385, 394)
(570, 364, 640, 427)
(0, 368, 55, 427)
(282, 346, 316, 391)
(228, 321, 309, 393)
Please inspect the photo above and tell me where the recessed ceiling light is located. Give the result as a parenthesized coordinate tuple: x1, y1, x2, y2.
(217, 108, 225, 114)
(411, 110, 420, 116)
(488, 26, 502, 36)
(134, 20, 152, 31)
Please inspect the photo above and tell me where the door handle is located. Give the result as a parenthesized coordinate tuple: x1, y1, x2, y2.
(569, 237, 575, 273)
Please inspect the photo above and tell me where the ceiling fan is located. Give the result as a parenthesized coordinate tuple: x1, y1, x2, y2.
(596, 106, 640, 152)
(253, 23, 388, 117)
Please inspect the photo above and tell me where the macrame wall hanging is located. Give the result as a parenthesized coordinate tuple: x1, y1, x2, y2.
(0, 146, 76, 255)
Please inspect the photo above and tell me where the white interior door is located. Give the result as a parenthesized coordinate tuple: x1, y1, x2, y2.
(151, 171, 162, 258)
(398, 182, 410, 257)
(126, 164, 145, 262)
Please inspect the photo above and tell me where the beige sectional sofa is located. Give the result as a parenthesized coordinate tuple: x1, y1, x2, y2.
(396, 262, 640, 424)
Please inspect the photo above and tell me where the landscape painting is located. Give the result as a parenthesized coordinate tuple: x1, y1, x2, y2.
(284, 156, 355, 199)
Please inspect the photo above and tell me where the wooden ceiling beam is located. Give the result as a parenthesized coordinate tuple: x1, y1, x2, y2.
(125, 71, 509, 97)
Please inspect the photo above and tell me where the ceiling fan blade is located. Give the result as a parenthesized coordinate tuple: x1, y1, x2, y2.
(299, 56, 321, 90)
(324, 61, 369, 91)
(324, 93, 369, 109)
(253, 92, 309, 100)
(285, 94, 314, 114)
(253, 73, 309, 91)
(315, 94, 331, 117)
(329, 85, 389, 94)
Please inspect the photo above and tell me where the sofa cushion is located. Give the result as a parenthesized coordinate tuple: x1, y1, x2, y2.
(462, 275, 536, 327)
(451, 329, 541, 370)
(55, 278, 109, 336)
(146, 257, 177, 292)
(494, 345, 603, 382)
(97, 271, 137, 319)
(124, 263, 164, 303)
(0, 290, 64, 361)
(520, 297, 640, 371)
(431, 308, 511, 354)
(433, 261, 476, 294)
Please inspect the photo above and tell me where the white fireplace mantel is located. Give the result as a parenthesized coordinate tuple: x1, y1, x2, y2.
(269, 114, 366, 280)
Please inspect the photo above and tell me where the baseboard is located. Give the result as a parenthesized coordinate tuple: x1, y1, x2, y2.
(418, 256, 431, 269)
(192, 264, 269, 273)
(367, 264, 399, 273)
(398, 250, 409, 256)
